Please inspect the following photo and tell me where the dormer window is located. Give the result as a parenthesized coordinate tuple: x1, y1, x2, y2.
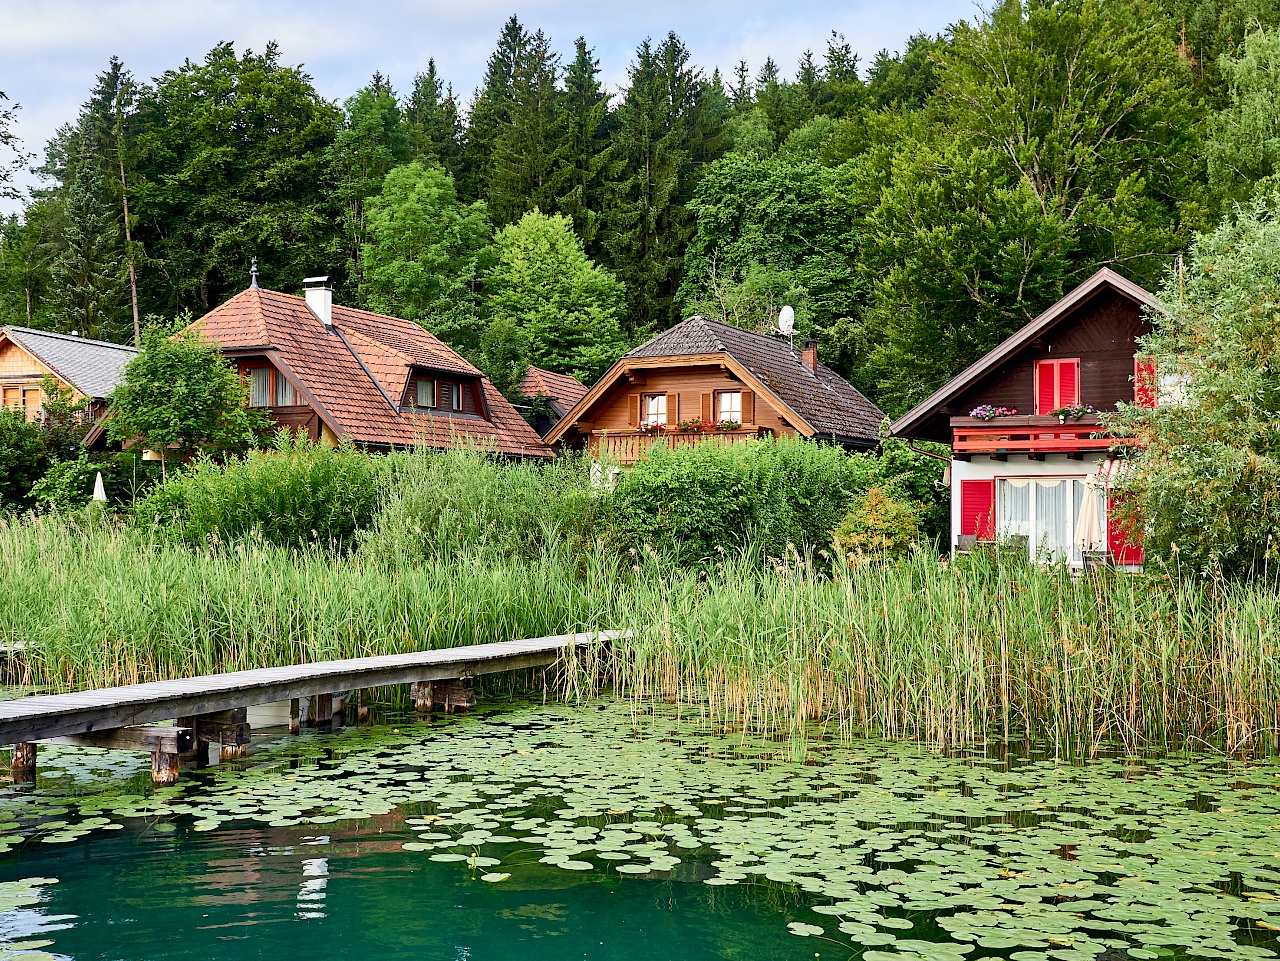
(247, 367, 271, 407)
(276, 374, 296, 406)
(417, 378, 437, 408)
(450, 383, 463, 411)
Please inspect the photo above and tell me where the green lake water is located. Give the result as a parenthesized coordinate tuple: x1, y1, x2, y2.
(0, 700, 1277, 961)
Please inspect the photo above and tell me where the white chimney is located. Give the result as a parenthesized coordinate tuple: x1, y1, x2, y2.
(304, 275, 332, 327)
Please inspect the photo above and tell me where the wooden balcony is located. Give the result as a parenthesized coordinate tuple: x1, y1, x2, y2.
(590, 427, 771, 464)
(951, 415, 1135, 460)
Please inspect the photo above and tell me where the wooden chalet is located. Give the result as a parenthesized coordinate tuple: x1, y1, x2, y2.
(546, 315, 884, 463)
(181, 278, 550, 457)
(891, 268, 1160, 567)
(0, 325, 136, 430)
(515, 366, 588, 438)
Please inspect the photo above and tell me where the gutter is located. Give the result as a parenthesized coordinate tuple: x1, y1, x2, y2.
(907, 440, 952, 463)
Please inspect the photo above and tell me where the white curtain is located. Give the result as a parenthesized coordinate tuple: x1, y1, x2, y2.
(249, 368, 271, 407)
(1034, 479, 1071, 563)
(996, 478, 1031, 543)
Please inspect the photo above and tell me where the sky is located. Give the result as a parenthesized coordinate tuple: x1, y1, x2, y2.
(0, 0, 976, 215)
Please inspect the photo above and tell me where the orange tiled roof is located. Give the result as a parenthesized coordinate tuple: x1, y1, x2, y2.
(189, 287, 551, 457)
(516, 366, 588, 414)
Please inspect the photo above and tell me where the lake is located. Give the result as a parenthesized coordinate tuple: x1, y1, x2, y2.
(0, 700, 1277, 960)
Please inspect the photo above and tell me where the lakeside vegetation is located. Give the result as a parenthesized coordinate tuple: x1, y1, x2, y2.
(2, 440, 1276, 760)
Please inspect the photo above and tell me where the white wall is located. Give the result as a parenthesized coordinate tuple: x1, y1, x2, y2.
(949, 453, 1111, 552)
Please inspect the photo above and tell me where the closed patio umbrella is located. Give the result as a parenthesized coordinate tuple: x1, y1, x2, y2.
(1074, 477, 1104, 552)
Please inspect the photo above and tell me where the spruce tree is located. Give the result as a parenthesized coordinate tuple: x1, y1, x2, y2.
(601, 34, 724, 336)
(46, 145, 128, 341)
(486, 29, 561, 226)
(552, 38, 611, 251)
(405, 60, 462, 173)
(463, 15, 529, 202)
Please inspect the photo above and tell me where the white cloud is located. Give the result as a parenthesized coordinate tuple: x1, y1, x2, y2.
(0, 0, 972, 214)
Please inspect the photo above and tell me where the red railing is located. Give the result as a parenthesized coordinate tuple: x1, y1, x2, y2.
(951, 415, 1134, 455)
(590, 427, 771, 464)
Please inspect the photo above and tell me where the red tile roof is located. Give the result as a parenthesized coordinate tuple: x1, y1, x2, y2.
(515, 366, 588, 414)
(189, 287, 551, 457)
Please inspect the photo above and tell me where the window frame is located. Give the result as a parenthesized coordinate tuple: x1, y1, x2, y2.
(1034, 358, 1081, 415)
(416, 378, 438, 409)
(245, 366, 272, 408)
(274, 371, 297, 407)
(715, 390, 742, 422)
(641, 392, 667, 426)
(450, 382, 463, 412)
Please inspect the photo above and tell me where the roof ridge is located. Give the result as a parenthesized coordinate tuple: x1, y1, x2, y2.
(3, 325, 138, 352)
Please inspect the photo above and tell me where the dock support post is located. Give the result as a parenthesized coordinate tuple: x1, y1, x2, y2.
(315, 693, 333, 733)
(435, 678, 475, 714)
(11, 742, 35, 781)
(151, 748, 180, 786)
(357, 691, 370, 725)
(410, 681, 434, 714)
(289, 699, 301, 735)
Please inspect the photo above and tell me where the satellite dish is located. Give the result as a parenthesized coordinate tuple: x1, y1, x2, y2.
(777, 305, 795, 336)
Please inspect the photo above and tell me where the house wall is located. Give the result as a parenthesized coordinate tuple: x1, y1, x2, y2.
(949, 289, 1151, 420)
(584, 365, 798, 436)
(406, 373, 486, 418)
(0, 340, 73, 420)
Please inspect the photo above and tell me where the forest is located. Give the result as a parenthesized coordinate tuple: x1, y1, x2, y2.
(1, 0, 1279, 414)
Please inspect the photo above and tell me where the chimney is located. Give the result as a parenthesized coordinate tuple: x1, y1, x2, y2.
(801, 339, 818, 372)
(304, 275, 332, 327)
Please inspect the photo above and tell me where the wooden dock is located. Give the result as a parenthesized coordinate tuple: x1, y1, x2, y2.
(0, 632, 610, 785)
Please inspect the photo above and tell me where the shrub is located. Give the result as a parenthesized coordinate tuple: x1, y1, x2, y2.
(360, 447, 606, 563)
(610, 437, 873, 565)
(133, 431, 383, 550)
(32, 453, 100, 511)
(832, 486, 922, 563)
(0, 409, 46, 511)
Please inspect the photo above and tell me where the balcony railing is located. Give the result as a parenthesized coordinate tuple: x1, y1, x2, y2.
(951, 415, 1134, 457)
(590, 427, 771, 464)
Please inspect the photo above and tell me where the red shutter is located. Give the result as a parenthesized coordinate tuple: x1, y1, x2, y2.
(1036, 361, 1056, 415)
(960, 480, 996, 541)
(1107, 494, 1145, 565)
(1134, 356, 1157, 408)
(1060, 359, 1079, 406)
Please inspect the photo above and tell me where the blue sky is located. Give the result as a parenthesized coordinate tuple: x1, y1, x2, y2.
(0, 0, 976, 214)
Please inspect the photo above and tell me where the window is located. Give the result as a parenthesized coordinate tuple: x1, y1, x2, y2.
(2, 387, 18, 410)
(275, 372, 296, 406)
(641, 393, 667, 426)
(1035, 358, 1080, 415)
(993, 476, 1105, 566)
(416, 378, 437, 408)
(450, 383, 463, 411)
(247, 368, 271, 407)
(716, 391, 742, 422)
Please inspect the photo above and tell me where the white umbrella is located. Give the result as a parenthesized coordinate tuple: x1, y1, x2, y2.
(1074, 476, 1104, 552)
(92, 472, 107, 502)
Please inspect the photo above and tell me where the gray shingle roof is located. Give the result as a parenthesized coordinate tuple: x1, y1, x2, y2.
(2, 327, 137, 399)
(625, 316, 884, 442)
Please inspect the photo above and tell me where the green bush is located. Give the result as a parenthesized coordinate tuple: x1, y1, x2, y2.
(134, 431, 384, 550)
(31, 453, 100, 511)
(610, 436, 875, 566)
(0, 409, 46, 511)
(832, 486, 922, 563)
(360, 447, 606, 563)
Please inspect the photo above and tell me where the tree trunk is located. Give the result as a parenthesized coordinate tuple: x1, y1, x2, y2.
(118, 141, 140, 345)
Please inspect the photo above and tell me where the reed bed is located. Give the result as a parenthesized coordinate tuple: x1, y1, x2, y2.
(587, 552, 1280, 758)
(2, 514, 1278, 757)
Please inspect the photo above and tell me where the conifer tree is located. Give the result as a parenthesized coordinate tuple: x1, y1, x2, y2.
(601, 34, 725, 335)
(552, 38, 611, 251)
(46, 145, 128, 341)
(405, 61, 462, 173)
(463, 15, 529, 202)
(486, 29, 561, 226)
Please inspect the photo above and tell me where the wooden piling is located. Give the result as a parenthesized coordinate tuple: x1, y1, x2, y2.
(315, 693, 333, 732)
(11, 742, 35, 780)
(410, 681, 434, 714)
(151, 748, 180, 786)
(435, 679, 476, 714)
(289, 699, 301, 735)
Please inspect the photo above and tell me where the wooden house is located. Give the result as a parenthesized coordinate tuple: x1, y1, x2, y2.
(179, 278, 551, 457)
(546, 315, 884, 462)
(0, 325, 136, 427)
(890, 268, 1160, 567)
(515, 366, 588, 438)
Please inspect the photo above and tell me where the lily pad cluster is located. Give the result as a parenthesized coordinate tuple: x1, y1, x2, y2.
(1, 702, 1278, 960)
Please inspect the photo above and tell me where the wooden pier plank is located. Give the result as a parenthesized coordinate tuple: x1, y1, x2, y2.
(0, 632, 612, 745)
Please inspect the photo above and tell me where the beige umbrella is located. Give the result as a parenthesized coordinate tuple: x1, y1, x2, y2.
(1074, 477, 1104, 552)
